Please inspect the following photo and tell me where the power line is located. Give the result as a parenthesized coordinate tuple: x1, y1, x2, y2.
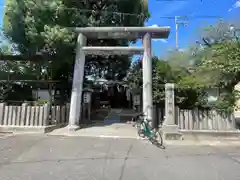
(157, 15, 222, 19)
(2, 4, 146, 17)
(156, 0, 188, 1)
(1, 5, 223, 20)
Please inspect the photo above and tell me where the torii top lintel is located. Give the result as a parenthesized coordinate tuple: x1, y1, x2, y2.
(73, 26, 170, 39)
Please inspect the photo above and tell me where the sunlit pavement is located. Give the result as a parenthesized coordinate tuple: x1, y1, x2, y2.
(0, 134, 240, 180)
(49, 123, 138, 139)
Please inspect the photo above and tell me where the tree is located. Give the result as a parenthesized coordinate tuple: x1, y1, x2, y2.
(192, 21, 240, 111)
(199, 20, 240, 46)
(126, 21, 240, 111)
(0, 43, 37, 102)
(197, 40, 240, 110)
(126, 56, 204, 108)
(3, 0, 149, 81)
(125, 58, 143, 90)
(3, 0, 149, 102)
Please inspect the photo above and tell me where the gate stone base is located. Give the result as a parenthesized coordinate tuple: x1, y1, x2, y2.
(68, 125, 81, 132)
(161, 124, 183, 140)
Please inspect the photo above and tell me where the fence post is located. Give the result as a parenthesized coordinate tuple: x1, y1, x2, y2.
(175, 106, 179, 126)
(8, 106, 13, 126)
(231, 112, 237, 129)
(30, 106, 35, 126)
(25, 105, 31, 126)
(66, 103, 70, 124)
(3, 105, 9, 125)
(12, 106, 17, 126)
(162, 83, 181, 140)
(43, 103, 50, 126)
(61, 105, 66, 124)
(81, 104, 86, 125)
(16, 106, 21, 126)
(152, 104, 158, 128)
(56, 106, 61, 124)
(87, 103, 91, 123)
(39, 105, 44, 126)
(34, 106, 39, 126)
(0, 103, 5, 125)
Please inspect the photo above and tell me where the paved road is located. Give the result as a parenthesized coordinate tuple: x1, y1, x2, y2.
(0, 135, 240, 180)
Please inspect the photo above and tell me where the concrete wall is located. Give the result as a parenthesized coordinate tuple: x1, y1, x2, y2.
(205, 88, 219, 103)
(32, 90, 54, 101)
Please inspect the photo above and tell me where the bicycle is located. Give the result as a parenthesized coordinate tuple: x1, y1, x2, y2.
(134, 113, 164, 147)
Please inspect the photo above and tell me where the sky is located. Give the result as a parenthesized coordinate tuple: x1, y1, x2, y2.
(0, 0, 240, 56)
(0, 0, 4, 31)
(141, 0, 240, 56)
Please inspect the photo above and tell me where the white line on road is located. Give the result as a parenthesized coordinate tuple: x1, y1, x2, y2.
(99, 135, 120, 139)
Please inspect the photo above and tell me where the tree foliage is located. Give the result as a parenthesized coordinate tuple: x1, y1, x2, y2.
(126, 21, 240, 111)
(3, 0, 149, 81)
(2, 0, 149, 102)
(126, 55, 208, 109)
(192, 21, 240, 111)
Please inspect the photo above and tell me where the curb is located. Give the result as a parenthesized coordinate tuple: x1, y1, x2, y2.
(48, 133, 139, 139)
(46, 133, 240, 146)
(164, 140, 240, 146)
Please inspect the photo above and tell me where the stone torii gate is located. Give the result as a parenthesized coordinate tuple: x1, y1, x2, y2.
(68, 26, 170, 130)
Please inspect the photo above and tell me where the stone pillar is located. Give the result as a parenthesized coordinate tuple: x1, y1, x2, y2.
(142, 33, 153, 121)
(164, 83, 175, 125)
(68, 34, 86, 131)
(162, 83, 181, 140)
(82, 88, 93, 124)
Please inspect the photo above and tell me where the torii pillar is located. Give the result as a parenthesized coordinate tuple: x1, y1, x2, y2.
(68, 34, 86, 131)
(142, 33, 153, 122)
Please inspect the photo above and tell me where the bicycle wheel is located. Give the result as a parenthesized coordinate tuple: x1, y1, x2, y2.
(152, 129, 163, 146)
(136, 121, 145, 138)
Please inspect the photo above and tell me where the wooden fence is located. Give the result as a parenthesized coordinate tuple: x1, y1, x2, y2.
(50, 104, 70, 125)
(177, 109, 236, 131)
(151, 106, 237, 131)
(0, 103, 70, 127)
(1, 102, 236, 131)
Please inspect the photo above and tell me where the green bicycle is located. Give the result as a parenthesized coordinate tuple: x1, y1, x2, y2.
(135, 113, 163, 147)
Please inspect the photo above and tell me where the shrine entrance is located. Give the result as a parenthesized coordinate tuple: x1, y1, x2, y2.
(68, 26, 170, 130)
(109, 83, 130, 109)
(95, 82, 131, 109)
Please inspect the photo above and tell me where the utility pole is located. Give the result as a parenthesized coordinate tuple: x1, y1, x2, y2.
(174, 16, 188, 50)
(175, 16, 179, 50)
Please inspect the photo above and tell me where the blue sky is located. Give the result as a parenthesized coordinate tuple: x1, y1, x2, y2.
(139, 0, 240, 56)
(0, 0, 4, 30)
(0, 0, 240, 57)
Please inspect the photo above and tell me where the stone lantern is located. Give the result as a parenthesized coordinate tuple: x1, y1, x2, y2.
(83, 88, 93, 104)
(82, 88, 93, 124)
(132, 88, 141, 111)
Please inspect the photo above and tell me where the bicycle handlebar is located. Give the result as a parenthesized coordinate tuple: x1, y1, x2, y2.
(133, 113, 151, 122)
(133, 112, 145, 117)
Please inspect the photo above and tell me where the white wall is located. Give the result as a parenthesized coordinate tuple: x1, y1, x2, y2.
(32, 90, 54, 101)
(206, 88, 219, 103)
(234, 82, 240, 111)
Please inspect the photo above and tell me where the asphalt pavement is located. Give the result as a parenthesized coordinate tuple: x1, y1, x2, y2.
(0, 134, 240, 180)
